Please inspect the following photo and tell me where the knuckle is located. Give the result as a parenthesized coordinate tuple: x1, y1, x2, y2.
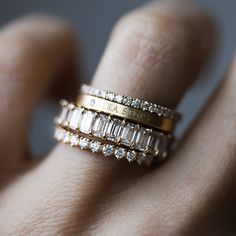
(111, 10, 192, 75)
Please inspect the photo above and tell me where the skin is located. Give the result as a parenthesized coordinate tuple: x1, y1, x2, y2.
(0, 1, 235, 235)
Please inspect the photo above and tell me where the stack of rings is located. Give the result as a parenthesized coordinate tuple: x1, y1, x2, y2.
(54, 84, 181, 166)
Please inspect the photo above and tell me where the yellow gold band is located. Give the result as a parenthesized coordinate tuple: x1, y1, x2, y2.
(76, 94, 176, 133)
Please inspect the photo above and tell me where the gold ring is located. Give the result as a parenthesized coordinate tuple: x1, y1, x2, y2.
(80, 84, 181, 121)
(54, 126, 156, 166)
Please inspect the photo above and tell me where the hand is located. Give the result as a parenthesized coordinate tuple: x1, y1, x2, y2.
(0, 2, 235, 235)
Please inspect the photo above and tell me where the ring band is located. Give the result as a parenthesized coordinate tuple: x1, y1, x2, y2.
(80, 84, 181, 121)
(76, 94, 176, 133)
(54, 127, 156, 166)
(56, 100, 172, 156)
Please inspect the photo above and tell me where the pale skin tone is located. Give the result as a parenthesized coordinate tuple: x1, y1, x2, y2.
(0, 1, 235, 235)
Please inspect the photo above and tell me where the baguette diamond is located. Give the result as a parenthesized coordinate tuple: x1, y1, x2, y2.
(135, 128, 151, 151)
(80, 111, 96, 134)
(58, 106, 69, 125)
(106, 119, 123, 142)
(92, 114, 109, 137)
(69, 108, 82, 129)
(121, 123, 137, 146)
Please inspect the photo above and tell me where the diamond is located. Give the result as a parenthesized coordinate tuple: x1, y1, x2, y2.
(106, 119, 123, 142)
(70, 135, 79, 146)
(79, 137, 89, 149)
(131, 99, 141, 108)
(162, 108, 169, 117)
(137, 153, 146, 165)
(102, 144, 115, 156)
(64, 108, 73, 125)
(156, 106, 164, 116)
(100, 90, 107, 98)
(146, 131, 159, 152)
(58, 106, 69, 125)
(69, 108, 82, 129)
(92, 114, 109, 137)
(94, 89, 100, 96)
(81, 84, 90, 94)
(149, 103, 157, 113)
(141, 101, 150, 111)
(63, 132, 71, 143)
(54, 128, 65, 141)
(89, 87, 96, 95)
(123, 96, 132, 105)
(114, 148, 126, 159)
(121, 123, 137, 146)
(106, 92, 115, 101)
(80, 111, 96, 134)
(90, 141, 101, 152)
(126, 150, 137, 162)
(60, 99, 68, 106)
(114, 94, 123, 103)
(134, 128, 151, 151)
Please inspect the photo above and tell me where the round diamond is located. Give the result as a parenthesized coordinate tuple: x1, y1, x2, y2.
(79, 137, 89, 149)
(163, 108, 169, 117)
(114, 94, 123, 103)
(126, 150, 137, 162)
(54, 128, 65, 141)
(137, 153, 146, 165)
(94, 89, 100, 96)
(90, 141, 101, 152)
(123, 96, 132, 105)
(102, 144, 115, 156)
(63, 132, 71, 143)
(114, 148, 126, 159)
(100, 90, 107, 98)
(131, 99, 141, 108)
(141, 101, 150, 111)
(156, 106, 164, 116)
(70, 135, 79, 146)
(149, 103, 157, 113)
(106, 92, 115, 101)
(89, 88, 96, 95)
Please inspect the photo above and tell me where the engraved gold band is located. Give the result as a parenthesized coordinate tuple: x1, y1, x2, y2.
(80, 84, 181, 121)
(76, 94, 176, 133)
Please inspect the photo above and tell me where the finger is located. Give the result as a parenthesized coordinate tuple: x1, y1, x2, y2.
(103, 62, 236, 235)
(0, 2, 215, 234)
(0, 15, 78, 169)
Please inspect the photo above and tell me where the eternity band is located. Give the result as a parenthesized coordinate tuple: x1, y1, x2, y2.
(76, 94, 176, 133)
(54, 127, 156, 166)
(80, 84, 181, 121)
